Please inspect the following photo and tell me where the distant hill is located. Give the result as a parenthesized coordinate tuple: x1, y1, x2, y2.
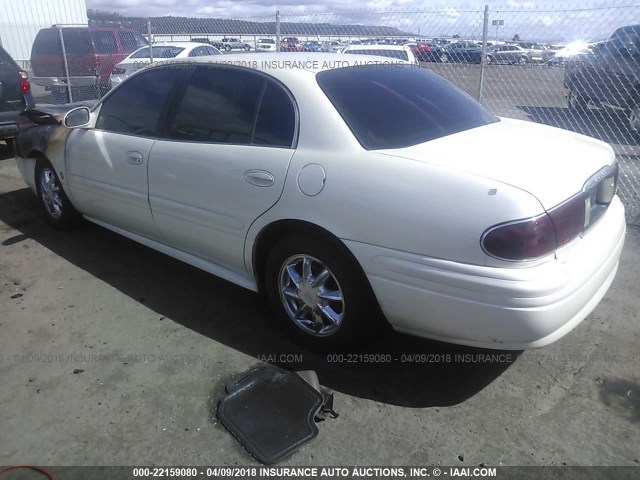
(87, 10, 415, 37)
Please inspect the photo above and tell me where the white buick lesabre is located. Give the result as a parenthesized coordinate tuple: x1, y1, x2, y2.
(15, 53, 626, 350)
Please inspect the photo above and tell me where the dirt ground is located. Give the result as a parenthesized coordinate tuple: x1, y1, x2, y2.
(0, 146, 639, 468)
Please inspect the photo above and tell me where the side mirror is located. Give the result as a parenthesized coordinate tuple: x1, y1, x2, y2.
(63, 106, 91, 129)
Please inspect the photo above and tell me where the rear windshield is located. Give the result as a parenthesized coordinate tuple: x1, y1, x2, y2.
(345, 49, 409, 61)
(316, 66, 498, 150)
(0, 47, 16, 67)
(130, 46, 185, 58)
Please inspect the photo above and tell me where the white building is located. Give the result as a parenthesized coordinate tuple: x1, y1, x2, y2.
(0, 0, 88, 66)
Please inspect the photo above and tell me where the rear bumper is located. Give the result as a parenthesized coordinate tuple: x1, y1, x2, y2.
(345, 196, 626, 350)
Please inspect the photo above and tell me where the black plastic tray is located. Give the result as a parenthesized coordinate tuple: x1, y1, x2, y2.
(217, 366, 324, 464)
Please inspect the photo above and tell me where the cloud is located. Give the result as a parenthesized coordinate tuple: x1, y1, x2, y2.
(85, 0, 636, 42)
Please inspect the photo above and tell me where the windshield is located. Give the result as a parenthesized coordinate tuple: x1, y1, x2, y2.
(130, 46, 185, 58)
(316, 65, 498, 150)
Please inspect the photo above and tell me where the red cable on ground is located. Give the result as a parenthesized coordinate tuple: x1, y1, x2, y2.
(0, 466, 55, 480)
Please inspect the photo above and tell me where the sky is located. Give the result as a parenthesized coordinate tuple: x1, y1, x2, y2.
(83, 0, 639, 42)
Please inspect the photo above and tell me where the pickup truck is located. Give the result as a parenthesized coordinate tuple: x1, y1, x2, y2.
(564, 24, 640, 137)
(220, 38, 251, 52)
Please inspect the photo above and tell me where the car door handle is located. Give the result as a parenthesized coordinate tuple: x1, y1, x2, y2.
(125, 151, 144, 165)
(244, 170, 275, 187)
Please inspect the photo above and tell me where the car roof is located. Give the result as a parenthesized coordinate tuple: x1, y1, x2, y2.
(343, 44, 408, 51)
(146, 42, 213, 48)
(161, 52, 410, 73)
(46, 26, 138, 32)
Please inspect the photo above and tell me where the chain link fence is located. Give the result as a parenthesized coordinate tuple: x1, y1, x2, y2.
(2, 2, 639, 223)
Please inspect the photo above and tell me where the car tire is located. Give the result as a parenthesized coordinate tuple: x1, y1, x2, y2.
(224, 45, 231, 52)
(244, 45, 251, 51)
(440, 53, 448, 63)
(35, 158, 80, 230)
(265, 233, 383, 351)
(568, 90, 589, 114)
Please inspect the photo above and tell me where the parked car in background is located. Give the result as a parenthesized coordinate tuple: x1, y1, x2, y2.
(281, 37, 303, 52)
(0, 46, 34, 149)
(321, 40, 344, 53)
(190, 37, 226, 50)
(517, 42, 548, 62)
(256, 38, 277, 52)
(404, 42, 445, 62)
(302, 41, 323, 52)
(485, 44, 529, 65)
(442, 41, 482, 63)
(220, 38, 251, 52)
(14, 53, 625, 351)
(110, 42, 221, 86)
(342, 44, 418, 64)
(565, 25, 640, 137)
(30, 26, 147, 103)
(546, 42, 594, 66)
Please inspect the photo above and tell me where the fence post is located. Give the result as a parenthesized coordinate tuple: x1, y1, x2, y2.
(477, 5, 490, 103)
(275, 10, 281, 52)
(147, 20, 153, 64)
(57, 25, 73, 103)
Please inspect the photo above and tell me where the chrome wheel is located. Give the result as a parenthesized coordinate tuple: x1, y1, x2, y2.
(39, 168, 63, 219)
(279, 254, 345, 337)
(629, 103, 640, 136)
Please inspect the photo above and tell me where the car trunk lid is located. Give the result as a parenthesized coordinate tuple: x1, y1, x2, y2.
(377, 117, 616, 210)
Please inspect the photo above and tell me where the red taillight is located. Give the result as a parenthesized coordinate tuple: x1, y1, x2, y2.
(19, 69, 30, 94)
(548, 195, 585, 245)
(482, 213, 557, 261)
(482, 164, 618, 261)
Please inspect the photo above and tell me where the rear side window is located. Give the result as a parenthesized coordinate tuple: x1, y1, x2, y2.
(91, 31, 118, 54)
(32, 29, 62, 55)
(165, 66, 295, 147)
(166, 67, 263, 144)
(253, 83, 296, 147)
(61, 30, 94, 55)
(119, 31, 147, 52)
(316, 66, 498, 150)
(96, 67, 183, 136)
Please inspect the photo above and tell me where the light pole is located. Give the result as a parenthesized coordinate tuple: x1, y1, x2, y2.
(492, 19, 504, 41)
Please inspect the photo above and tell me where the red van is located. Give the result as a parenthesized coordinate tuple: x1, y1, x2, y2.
(30, 27, 147, 103)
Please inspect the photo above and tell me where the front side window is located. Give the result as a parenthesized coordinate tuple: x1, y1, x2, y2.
(96, 67, 183, 136)
(317, 65, 498, 150)
(189, 46, 209, 57)
(130, 46, 185, 59)
(119, 31, 147, 52)
(205, 46, 222, 55)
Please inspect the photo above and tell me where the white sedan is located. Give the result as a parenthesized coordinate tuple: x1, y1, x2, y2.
(341, 44, 419, 64)
(110, 42, 222, 86)
(15, 53, 625, 350)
